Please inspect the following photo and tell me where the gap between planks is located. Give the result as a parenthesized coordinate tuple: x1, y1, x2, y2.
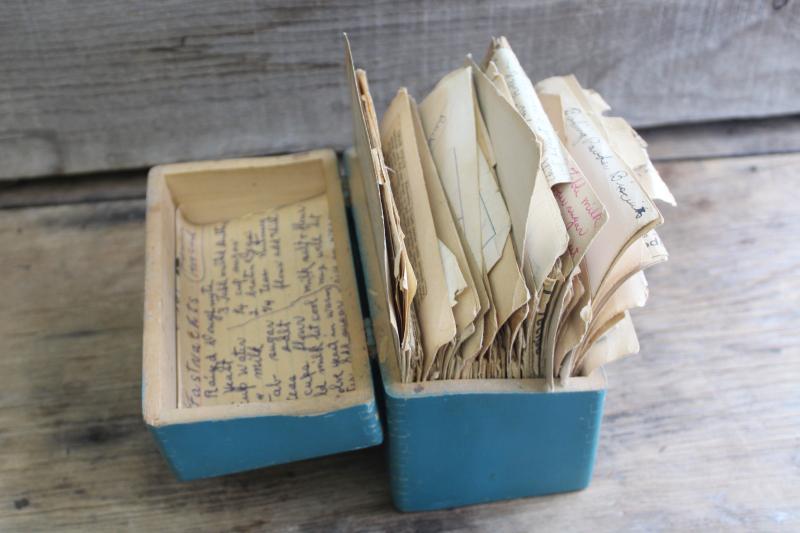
(0, 115, 799, 210)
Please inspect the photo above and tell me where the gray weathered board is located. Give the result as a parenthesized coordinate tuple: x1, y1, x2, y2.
(1, 0, 799, 180)
(1, 150, 798, 530)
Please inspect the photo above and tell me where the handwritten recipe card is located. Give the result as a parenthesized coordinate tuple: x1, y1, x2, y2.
(175, 193, 356, 408)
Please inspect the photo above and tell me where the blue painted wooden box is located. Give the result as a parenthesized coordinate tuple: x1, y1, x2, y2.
(346, 147, 606, 511)
(379, 371, 605, 511)
(341, 34, 606, 510)
(141, 37, 607, 509)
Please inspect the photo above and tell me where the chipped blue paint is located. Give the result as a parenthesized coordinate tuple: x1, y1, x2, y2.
(343, 152, 606, 511)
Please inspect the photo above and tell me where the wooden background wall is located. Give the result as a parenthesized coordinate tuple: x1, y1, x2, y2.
(2, 0, 798, 180)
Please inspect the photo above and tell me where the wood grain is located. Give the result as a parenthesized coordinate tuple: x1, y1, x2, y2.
(0, 170, 146, 209)
(0, 150, 798, 530)
(1, 0, 799, 180)
(2, 115, 796, 209)
(640, 115, 800, 162)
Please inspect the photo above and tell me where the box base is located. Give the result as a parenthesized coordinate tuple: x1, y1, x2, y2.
(383, 381, 605, 512)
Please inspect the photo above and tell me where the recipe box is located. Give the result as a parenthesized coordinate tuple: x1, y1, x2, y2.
(141, 42, 607, 511)
(345, 150, 606, 512)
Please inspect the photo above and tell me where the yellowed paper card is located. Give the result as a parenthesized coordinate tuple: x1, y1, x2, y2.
(176, 195, 358, 408)
(487, 37, 572, 188)
(419, 67, 493, 372)
(536, 75, 662, 297)
(345, 37, 422, 381)
(344, 37, 401, 360)
(474, 92, 530, 350)
(381, 88, 458, 379)
(420, 67, 483, 271)
(472, 60, 569, 293)
(409, 96, 483, 374)
(590, 271, 649, 342)
(438, 240, 468, 307)
(579, 312, 640, 376)
(600, 116, 676, 206)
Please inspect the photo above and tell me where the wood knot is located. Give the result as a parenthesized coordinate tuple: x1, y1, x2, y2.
(13, 498, 29, 510)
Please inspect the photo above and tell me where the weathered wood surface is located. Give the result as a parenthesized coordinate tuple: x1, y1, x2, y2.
(2, 114, 798, 209)
(2, 0, 799, 180)
(641, 115, 800, 162)
(0, 150, 798, 531)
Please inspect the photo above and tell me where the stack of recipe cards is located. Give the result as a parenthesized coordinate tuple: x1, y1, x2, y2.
(345, 35, 675, 388)
(174, 35, 675, 405)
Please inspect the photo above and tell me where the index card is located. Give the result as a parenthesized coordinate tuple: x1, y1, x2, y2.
(420, 67, 483, 272)
(381, 88, 458, 379)
(536, 75, 662, 298)
(592, 271, 649, 336)
(410, 98, 483, 370)
(535, 77, 672, 379)
(542, 121, 609, 381)
(474, 85, 530, 364)
(576, 87, 676, 207)
(346, 37, 423, 381)
(358, 69, 418, 353)
(439, 240, 468, 307)
(420, 66, 494, 373)
(471, 60, 569, 294)
(176, 195, 357, 407)
(591, 229, 667, 328)
(579, 311, 640, 376)
(599, 116, 676, 206)
(344, 36, 401, 355)
(486, 37, 572, 188)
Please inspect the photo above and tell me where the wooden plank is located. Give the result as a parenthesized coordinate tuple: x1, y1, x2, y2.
(1, 0, 799, 180)
(640, 115, 800, 161)
(0, 113, 798, 205)
(0, 151, 798, 530)
(0, 170, 146, 209)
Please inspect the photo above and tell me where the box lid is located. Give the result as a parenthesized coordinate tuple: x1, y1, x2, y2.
(141, 52, 389, 476)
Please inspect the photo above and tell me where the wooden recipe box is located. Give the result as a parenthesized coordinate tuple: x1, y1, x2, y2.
(142, 39, 606, 511)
